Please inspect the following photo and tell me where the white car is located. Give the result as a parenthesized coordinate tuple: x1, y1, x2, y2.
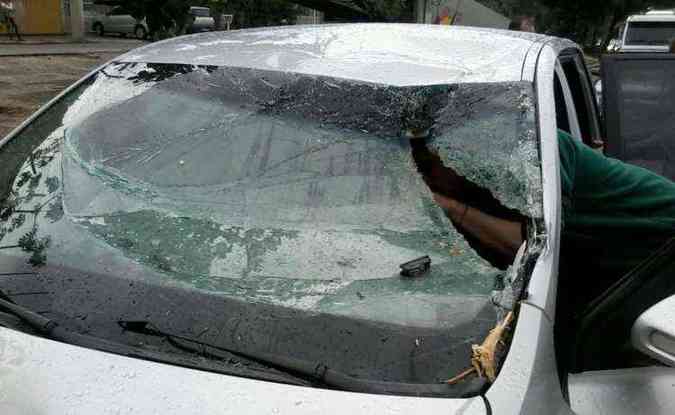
(92, 7, 148, 39)
(188, 6, 215, 33)
(1, 24, 674, 415)
(619, 9, 675, 52)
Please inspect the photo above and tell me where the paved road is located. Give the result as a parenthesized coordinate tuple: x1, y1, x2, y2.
(0, 36, 145, 57)
(0, 54, 118, 137)
(0, 35, 145, 137)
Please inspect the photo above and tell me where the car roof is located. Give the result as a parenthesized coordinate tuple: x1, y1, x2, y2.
(627, 13, 675, 22)
(117, 23, 556, 86)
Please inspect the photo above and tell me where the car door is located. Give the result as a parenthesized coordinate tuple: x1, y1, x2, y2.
(568, 238, 675, 415)
(572, 238, 675, 370)
(600, 53, 675, 180)
(106, 7, 126, 33)
(103, 9, 118, 32)
(120, 13, 136, 34)
(546, 45, 614, 400)
(551, 49, 675, 414)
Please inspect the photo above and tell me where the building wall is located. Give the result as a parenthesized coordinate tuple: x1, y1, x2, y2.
(418, 0, 509, 29)
(22, 0, 64, 34)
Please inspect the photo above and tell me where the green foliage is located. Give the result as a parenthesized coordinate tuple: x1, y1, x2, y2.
(470, 0, 542, 16)
(221, 0, 301, 28)
(518, 0, 675, 47)
(474, 0, 675, 48)
(351, 0, 413, 21)
(206, 0, 227, 14)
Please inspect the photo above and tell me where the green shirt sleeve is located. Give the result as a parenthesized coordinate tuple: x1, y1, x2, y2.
(558, 130, 675, 231)
(557, 129, 675, 281)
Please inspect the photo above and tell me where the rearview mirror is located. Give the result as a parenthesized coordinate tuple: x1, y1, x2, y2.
(632, 295, 675, 366)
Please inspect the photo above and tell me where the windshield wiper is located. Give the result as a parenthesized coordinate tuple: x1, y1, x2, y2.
(118, 320, 484, 398)
(0, 293, 310, 387)
(0, 295, 57, 333)
(0, 289, 483, 397)
(0, 295, 124, 351)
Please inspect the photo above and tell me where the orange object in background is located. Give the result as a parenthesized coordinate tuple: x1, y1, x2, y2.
(1, 0, 63, 35)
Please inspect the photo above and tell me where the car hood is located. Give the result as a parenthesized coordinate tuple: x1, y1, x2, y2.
(0, 327, 486, 414)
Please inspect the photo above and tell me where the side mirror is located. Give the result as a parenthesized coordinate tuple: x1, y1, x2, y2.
(606, 39, 622, 53)
(632, 295, 675, 366)
(593, 79, 603, 116)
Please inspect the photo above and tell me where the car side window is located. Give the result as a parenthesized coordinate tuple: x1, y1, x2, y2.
(553, 72, 570, 134)
(559, 52, 601, 145)
(553, 62, 582, 139)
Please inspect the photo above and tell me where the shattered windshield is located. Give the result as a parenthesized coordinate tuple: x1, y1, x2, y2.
(0, 62, 541, 388)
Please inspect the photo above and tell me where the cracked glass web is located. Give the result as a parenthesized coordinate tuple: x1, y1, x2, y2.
(1, 63, 544, 329)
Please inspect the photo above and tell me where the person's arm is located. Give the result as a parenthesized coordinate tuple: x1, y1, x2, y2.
(409, 135, 527, 267)
(433, 193, 524, 262)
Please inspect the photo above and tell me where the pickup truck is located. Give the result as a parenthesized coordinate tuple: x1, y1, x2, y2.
(618, 10, 675, 53)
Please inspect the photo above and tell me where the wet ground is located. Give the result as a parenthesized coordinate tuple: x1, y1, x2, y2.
(0, 53, 117, 138)
(0, 35, 145, 56)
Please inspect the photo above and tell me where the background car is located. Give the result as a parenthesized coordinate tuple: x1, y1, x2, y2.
(91, 6, 148, 39)
(619, 9, 675, 53)
(1, 25, 674, 415)
(187, 6, 215, 33)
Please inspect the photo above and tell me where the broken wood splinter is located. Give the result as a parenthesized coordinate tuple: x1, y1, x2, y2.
(445, 311, 514, 385)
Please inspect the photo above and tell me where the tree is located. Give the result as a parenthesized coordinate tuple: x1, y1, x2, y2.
(221, 0, 301, 28)
(536, 0, 675, 48)
(350, 0, 413, 21)
(478, 0, 540, 16)
(476, 0, 675, 48)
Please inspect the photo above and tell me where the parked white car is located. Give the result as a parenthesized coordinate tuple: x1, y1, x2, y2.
(92, 7, 148, 39)
(1, 24, 674, 415)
